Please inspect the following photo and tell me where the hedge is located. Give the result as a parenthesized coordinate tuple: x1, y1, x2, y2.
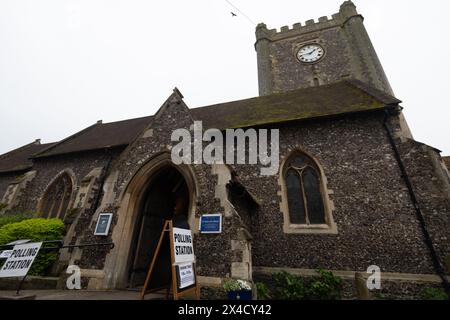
(0, 218, 65, 276)
(0, 211, 35, 228)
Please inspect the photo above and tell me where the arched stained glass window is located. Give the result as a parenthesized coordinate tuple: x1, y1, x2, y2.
(41, 173, 73, 220)
(284, 153, 326, 225)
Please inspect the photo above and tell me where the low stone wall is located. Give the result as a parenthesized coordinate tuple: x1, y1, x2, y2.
(0, 276, 58, 291)
(252, 267, 448, 300)
(201, 287, 227, 300)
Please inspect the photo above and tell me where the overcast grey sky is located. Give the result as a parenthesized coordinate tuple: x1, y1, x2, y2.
(0, 0, 449, 156)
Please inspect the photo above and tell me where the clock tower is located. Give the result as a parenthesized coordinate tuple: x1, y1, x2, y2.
(255, 1, 394, 96)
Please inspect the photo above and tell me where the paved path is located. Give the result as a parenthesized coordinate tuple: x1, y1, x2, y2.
(0, 289, 166, 300)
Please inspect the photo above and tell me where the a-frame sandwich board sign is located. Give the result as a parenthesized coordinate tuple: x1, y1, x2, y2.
(140, 220, 200, 300)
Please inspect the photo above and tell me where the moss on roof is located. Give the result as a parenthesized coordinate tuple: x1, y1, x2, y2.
(191, 79, 400, 129)
(30, 79, 400, 158)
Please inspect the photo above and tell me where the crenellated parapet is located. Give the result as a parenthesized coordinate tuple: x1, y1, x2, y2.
(255, 0, 361, 44)
(254, 0, 398, 103)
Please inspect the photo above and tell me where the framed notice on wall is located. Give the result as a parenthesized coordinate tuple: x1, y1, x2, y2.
(199, 214, 222, 234)
(94, 213, 113, 236)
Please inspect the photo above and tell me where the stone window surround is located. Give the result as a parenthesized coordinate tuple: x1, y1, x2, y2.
(37, 169, 77, 220)
(278, 149, 337, 234)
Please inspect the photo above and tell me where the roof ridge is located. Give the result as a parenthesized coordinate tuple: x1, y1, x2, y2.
(0, 141, 57, 174)
(28, 142, 59, 158)
(32, 122, 100, 158)
(0, 139, 42, 161)
(101, 115, 153, 126)
(192, 79, 389, 112)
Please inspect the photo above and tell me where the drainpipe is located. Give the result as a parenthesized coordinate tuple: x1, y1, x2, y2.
(383, 108, 450, 295)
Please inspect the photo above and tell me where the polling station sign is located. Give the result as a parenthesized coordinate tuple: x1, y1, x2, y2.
(0, 250, 13, 259)
(0, 242, 42, 278)
(172, 227, 195, 264)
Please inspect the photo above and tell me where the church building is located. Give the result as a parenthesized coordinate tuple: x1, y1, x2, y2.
(0, 1, 449, 298)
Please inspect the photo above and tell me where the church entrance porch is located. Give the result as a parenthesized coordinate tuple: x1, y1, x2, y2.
(102, 153, 198, 290)
(128, 166, 189, 288)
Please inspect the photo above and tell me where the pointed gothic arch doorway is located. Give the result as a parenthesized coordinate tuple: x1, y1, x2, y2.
(128, 165, 190, 288)
(103, 153, 198, 290)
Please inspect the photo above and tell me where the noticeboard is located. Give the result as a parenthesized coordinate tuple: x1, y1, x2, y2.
(176, 262, 196, 290)
(94, 213, 113, 236)
(199, 214, 222, 234)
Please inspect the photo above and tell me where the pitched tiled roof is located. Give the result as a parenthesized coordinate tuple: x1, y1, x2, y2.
(32, 79, 400, 158)
(34, 116, 152, 158)
(191, 79, 400, 129)
(0, 141, 56, 173)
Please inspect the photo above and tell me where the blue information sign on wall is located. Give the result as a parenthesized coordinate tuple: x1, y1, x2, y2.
(199, 214, 222, 234)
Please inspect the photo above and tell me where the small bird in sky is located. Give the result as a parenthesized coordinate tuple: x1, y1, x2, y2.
(231, 12, 237, 17)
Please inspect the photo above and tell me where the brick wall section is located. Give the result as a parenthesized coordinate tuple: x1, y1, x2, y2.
(13, 149, 124, 271)
(397, 139, 450, 271)
(3, 109, 448, 280)
(15, 149, 121, 214)
(231, 111, 436, 274)
(269, 27, 351, 93)
(71, 163, 116, 270)
(0, 172, 20, 203)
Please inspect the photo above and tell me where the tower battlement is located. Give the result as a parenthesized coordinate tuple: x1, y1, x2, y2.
(256, 1, 360, 43)
(254, 0, 395, 98)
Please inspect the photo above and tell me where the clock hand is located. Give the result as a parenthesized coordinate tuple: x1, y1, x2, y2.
(303, 48, 318, 56)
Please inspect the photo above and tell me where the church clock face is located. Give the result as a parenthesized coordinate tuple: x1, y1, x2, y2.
(297, 44, 325, 63)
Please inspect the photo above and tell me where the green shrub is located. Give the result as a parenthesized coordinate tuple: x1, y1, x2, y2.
(256, 282, 271, 300)
(0, 211, 35, 228)
(421, 288, 449, 300)
(270, 269, 343, 300)
(273, 271, 306, 300)
(306, 269, 343, 300)
(0, 218, 64, 276)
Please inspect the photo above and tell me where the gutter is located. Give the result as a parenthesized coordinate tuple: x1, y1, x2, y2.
(383, 108, 450, 295)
